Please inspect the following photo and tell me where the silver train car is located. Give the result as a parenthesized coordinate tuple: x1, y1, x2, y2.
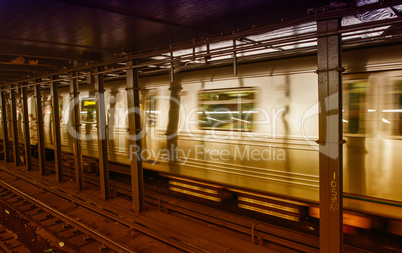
(4, 43, 402, 225)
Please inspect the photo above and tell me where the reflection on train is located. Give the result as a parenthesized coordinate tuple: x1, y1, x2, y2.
(2, 44, 402, 239)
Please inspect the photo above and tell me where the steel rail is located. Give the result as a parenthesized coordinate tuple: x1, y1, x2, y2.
(0, 163, 317, 252)
(0, 165, 209, 253)
(143, 189, 320, 253)
(0, 163, 389, 252)
(0, 179, 136, 253)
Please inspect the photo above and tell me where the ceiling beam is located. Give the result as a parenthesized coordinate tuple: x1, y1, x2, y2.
(0, 50, 77, 62)
(0, 72, 27, 79)
(0, 76, 23, 81)
(0, 62, 57, 71)
(0, 36, 116, 53)
(0, 68, 36, 74)
(0, 39, 112, 62)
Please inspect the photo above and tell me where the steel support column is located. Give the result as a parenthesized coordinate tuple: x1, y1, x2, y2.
(126, 60, 144, 213)
(0, 90, 10, 161)
(10, 88, 20, 166)
(94, 68, 110, 200)
(317, 19, 343, 253)
(21, 86, 32, 171)
(34, 83, 46, 175)
(70, 72, 85, 190)
(51, 76, 63, 182)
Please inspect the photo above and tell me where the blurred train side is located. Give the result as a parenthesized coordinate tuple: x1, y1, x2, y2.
(4, 44, 402, 229)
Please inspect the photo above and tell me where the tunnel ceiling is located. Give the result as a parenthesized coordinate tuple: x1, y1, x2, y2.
(0, 0, 401, 84)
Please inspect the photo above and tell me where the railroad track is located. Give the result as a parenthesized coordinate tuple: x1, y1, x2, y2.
(48, 169, 322, 252)
(0, 162, 380, 253)
(0, 164, 280, 253)
(0, 163, 317, 253)
(0, 182, 138, 253)
(0, 176, 209, 253)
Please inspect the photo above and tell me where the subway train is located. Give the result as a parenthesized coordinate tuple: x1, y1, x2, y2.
(2, 43, 402, 234)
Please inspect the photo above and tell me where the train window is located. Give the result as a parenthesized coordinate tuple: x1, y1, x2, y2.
(81, 99, 96, 123)
(43, 105, 52, 124)
(59, 99, 63, 122)
(146, 94, 157, 126)
(343, 82, 368, 134)
(199, 88, 256, 130)
(382, 80, 402, 136)
(16, 103, 22, 121)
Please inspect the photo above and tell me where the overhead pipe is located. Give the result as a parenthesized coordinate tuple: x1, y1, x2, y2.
(233, 39, 237, 76)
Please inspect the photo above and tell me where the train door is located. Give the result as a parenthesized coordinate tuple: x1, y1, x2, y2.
(42, 95, 63, 147)
(1, 95, 11, 160)
(107, 88, 124, 162)
(381, 79, 402, 136)
(58, 97, 63, 139)
(16, 97, 25, 163)
(342, 79, 369, 196)
(143, 90, 158, 151)
(5, 94, 17, 161)
(146, 92, 158, 127)
(107, 89, 119, 149)
(80, 98, 97, 145)
(16, 100, 23, 143)
(43, 99, 53, 147)
(3, 95, 14, 161)
(6, 97, 12, 142)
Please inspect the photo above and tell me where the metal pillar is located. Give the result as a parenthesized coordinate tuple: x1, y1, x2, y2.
(51, 76, 63, 182)
(170, 51, 175, 83)
(126, 60, 144, 213)
(0, 90, 10, 161)
(34, 83, 46, 175)
(21, 86, 32, 171)
(10, 88, 20, 166)
(317, 19, 343, 253)
(94, 68, 110, 200)
(70, 71, 85, 190)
